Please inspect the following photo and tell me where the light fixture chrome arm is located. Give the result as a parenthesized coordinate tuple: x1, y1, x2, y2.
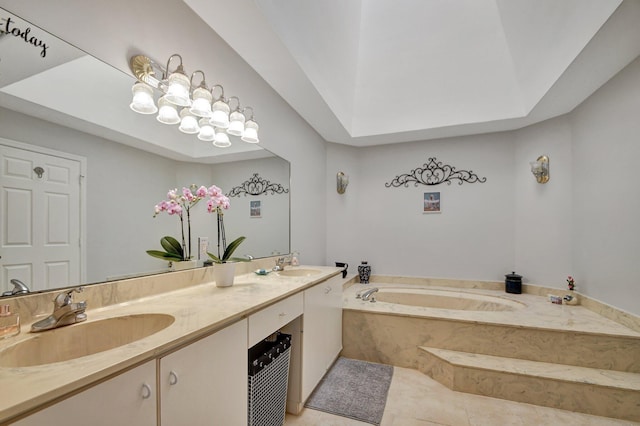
(242, 106, 254, 121)
(190, 70, 206, 88)
(165, 54, 184, 78)
(211, 84, 225, 102)
(228, 96, 241, 112)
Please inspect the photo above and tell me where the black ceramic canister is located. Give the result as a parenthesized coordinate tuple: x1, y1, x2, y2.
(505, 271, 522, 294)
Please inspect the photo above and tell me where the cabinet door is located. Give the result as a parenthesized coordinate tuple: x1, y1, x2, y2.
(14, 361, 156, 426)
(325, 275, 343, 359)
(301, 275, 343, 401)
(160, 319, 247, 426)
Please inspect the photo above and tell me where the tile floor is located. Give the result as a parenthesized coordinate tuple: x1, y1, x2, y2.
(285, 364, 638, 425)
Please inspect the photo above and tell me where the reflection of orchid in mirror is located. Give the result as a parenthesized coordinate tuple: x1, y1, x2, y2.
(147, 185, 208, 262)
(205, 185, 247, 264)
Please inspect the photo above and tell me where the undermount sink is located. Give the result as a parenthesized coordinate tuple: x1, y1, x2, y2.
(277, 268, 321, 277)
(0, 313, 175, 368)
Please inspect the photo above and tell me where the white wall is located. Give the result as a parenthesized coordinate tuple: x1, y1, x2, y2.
(327, 56, 640, 316)
(327, 134, 515, 281)
(514, 116, 573, 286)
(325, 143, 361, 271)
(570, 55, 640, 314)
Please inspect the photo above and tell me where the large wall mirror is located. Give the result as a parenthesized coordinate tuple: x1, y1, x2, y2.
(0, 7, 290, 295)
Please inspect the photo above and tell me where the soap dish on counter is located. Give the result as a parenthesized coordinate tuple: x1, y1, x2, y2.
(254, 269, 271, 276)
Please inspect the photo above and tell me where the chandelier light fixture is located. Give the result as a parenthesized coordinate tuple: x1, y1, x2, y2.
(129, 54, 259, 148)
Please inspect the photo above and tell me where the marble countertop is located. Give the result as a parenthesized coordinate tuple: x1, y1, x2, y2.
(0, 265, 341, 423)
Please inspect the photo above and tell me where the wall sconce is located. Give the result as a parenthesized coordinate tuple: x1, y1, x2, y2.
(337, 172, 349, 194)
(129, 55, 259, 148)
(529, 155, 549, 184)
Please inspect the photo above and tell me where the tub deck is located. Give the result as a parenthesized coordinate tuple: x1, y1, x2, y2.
(344, 282, 640, 338)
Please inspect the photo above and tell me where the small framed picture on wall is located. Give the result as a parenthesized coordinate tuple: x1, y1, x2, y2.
(423, 192, 441, 213)
(250, 200, 261, 218)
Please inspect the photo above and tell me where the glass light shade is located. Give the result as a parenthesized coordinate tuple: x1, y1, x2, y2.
(189, 86, 212, 117)
(213, 129, 231, 147)
(210, 100, 230, 128)
(130, 82, 157, 114)
(241, 120, 259, 143)
(529, 161, 542, 174)
(156, 97, 180, 125)
(179, 109, 200, 134)
(227, 110, 245, 136)
(164, 71, 191, 107)
(197, 118, 215, 141)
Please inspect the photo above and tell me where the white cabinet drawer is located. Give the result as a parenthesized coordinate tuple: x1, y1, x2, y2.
(248, 293, 303, 347)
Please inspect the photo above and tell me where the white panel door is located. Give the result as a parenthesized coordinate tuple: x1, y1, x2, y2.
(0, 141, 82, 293)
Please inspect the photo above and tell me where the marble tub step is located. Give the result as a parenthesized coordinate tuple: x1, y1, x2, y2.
(417, 346, 640, 422)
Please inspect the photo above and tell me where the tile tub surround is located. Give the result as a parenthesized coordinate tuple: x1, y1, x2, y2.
(342, 281, 640, 421)
(0, 262, 342, 424)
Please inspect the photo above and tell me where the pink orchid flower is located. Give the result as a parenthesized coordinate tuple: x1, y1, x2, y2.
(196, 186, 208, 198)
(182, 187, 194, 202)
(167, 189, 178, 200)
(208, 185, 222, 197)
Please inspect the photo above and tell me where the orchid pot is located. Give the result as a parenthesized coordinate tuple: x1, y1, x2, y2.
(213, 262, 237, 287)
(170, 259, 198, 272)
(207, 235, 249, 288)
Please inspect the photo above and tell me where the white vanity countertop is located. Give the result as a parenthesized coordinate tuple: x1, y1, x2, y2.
(0, 265, 341, 423)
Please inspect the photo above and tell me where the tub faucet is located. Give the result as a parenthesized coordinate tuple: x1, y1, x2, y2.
(31, 287, 87, 333)
(2, 279, 30, 296)
(358, 287, 379, 302)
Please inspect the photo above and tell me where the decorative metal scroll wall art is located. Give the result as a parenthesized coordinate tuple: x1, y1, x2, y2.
(227, 173, 290, 197)
(385, 157, 487, 188)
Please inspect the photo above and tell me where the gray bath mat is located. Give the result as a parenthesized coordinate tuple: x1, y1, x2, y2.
(304, 357, 394, 425)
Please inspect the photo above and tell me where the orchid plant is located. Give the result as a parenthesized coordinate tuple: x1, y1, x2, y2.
(206, 185, 248, 264)
(147, 185, 208, 262)
(146, 184, 247, 265)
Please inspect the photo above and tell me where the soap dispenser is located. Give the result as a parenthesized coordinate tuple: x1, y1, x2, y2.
(0, 305, 20, 338)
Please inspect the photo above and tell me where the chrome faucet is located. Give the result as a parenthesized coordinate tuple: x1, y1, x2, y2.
(358, 287, 379, 302)
(2, 279, 30, 296)
(273, 254, 293, 271)
(31, 287, 87, 332)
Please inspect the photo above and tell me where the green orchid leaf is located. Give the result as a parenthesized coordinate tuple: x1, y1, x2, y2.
(222, 236, 246, 261)
(146, 250, 183, 261)
(161, 236, 183, 256)
(206, 252, 223, 264)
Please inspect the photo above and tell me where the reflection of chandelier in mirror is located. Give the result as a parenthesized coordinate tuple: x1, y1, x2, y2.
(129, 54, 259, 147)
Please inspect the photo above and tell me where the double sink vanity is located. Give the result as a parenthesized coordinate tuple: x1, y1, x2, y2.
(0, 261, 345, 425)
